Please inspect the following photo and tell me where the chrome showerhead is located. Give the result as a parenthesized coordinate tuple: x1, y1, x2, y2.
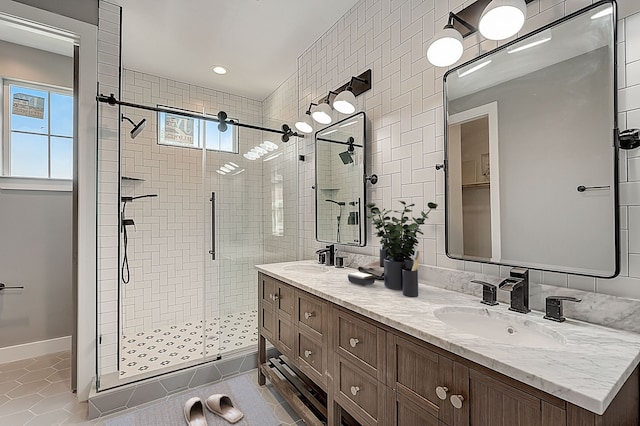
(121, 114, 147, 139)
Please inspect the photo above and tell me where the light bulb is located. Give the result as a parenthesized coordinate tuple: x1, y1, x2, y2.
(333, 90, 357, 114)
(311, 103, 333, 125)
(479, 0, 526, 41)
(427, 27, 464, 67)
(295, 114, 314, 133)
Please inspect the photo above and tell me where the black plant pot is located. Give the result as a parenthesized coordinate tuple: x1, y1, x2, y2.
(379, 248, 387, 267)
(383, 259, 404, 290)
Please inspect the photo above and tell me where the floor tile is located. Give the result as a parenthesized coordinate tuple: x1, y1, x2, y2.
(0, 351, 303, 426)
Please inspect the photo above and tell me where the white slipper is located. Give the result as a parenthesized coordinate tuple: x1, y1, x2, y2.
(184, 397, 208, 426)
(205, 394, 244, 424)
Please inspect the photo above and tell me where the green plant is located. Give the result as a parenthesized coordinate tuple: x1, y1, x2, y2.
(368, 201, 437, 262)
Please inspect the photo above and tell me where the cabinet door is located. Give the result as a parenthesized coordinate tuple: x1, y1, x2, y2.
(469, 369, 566, 426)
(259, 275, 275, 341)
(388, 334, 468, 425)
(391, 386, 441, 426)
(276, 282, 295, 318)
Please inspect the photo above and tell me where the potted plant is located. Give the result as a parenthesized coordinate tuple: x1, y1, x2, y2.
(368, 201, 437, 290)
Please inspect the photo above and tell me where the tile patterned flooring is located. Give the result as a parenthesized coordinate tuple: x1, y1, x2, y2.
(0, 351, 302, 425)
(120, 310, 259, 378)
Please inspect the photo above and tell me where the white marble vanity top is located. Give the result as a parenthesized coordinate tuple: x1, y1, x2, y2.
(256, 260, 640, 415)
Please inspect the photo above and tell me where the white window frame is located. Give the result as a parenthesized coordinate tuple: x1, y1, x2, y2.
(2, 78, 73, 181)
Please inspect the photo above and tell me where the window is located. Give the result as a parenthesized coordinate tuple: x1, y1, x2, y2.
(3, 81, 73, 179)
(158, 110, 238, 153)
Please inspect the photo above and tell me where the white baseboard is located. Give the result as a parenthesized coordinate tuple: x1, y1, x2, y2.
(0, 336, 72, 364)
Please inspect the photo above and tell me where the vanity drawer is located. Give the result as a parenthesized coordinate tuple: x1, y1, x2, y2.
(335, 356, 386, 426)
(335, 308, 386, 382)
(297, 292, 327, 338)
(297, 331, 326, 385)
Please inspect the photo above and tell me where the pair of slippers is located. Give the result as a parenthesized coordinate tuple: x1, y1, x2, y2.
(184, 394, 244, 425)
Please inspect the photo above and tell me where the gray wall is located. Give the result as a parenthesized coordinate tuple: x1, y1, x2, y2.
(0, 190, 73, 347)
(0, 39, 73, 86)
(0, 40, 74, 348)
(11, 0, 98, 25)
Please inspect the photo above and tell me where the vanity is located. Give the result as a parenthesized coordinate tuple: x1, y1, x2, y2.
(256, 261, 640, 426)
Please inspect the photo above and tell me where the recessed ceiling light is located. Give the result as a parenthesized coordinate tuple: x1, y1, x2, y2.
(212, 66, 227, 75)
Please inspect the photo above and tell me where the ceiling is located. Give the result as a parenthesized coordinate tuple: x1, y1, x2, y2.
(112, 0, 360, 101)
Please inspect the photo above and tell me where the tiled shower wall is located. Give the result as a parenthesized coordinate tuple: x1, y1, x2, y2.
(120, 68, 270, 335)
(281, 0, 640, 299)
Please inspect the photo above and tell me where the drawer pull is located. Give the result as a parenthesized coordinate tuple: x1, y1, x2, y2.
(304, 311, 314, 320)
(450, 395, 464, 409)
(304, 350, 312, 358)
(435, 386, 449, 400)
(272, 294, 279, 301)
(350, 386, 360, 396)
(349, 338, 359, 348)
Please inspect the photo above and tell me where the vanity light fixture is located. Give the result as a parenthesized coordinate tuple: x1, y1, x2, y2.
(427, 0, 535, 67)
(427, 13, 472, 67)
(295, 104, 316, 134)
(301, 69, 372, 127)
(479, 0, 527, 40)
(311, 95, 333, 125)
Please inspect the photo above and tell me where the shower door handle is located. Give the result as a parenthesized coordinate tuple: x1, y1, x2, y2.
(209, 192, 216, 260)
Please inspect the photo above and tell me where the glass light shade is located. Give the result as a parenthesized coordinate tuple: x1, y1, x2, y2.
(479, 0, 526, 40)
(294, 114, 314, 133)
(332, 90, 356, 114)
(427, 27, 464, 67)
(311, 103, 333, 125)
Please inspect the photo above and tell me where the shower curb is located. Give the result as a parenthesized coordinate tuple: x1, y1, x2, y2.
(88, 347, 278, 419)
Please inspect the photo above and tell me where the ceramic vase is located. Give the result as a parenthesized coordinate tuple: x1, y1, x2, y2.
(383, 259, 403, 290)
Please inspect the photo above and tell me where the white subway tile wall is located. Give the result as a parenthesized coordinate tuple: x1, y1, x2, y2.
(285, 0, 640, 299)
(119, 68, 274, 333)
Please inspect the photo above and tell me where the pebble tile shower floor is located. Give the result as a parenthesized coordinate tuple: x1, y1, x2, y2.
(120, 310, 258, 377)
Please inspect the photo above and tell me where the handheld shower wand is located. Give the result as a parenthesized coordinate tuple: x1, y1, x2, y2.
(120, 194, 158, 284)
(325, 199, 345, 242)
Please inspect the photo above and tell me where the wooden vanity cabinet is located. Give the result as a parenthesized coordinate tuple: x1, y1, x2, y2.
(258, 273, 639, 426)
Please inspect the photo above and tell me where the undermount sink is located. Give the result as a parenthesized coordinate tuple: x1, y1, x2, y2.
(433, 306, 566, 348)
(282, 264, 329, 273)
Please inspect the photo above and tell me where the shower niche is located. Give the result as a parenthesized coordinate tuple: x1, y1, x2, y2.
(315, 112, 368, 246)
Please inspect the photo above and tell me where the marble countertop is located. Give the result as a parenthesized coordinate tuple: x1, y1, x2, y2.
(256, 260, 640, 415)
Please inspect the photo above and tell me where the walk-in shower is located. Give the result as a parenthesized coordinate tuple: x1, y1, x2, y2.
(96, 86, 298, 390)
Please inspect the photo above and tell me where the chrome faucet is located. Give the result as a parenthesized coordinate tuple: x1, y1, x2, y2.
(499, 268, 530, 314)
